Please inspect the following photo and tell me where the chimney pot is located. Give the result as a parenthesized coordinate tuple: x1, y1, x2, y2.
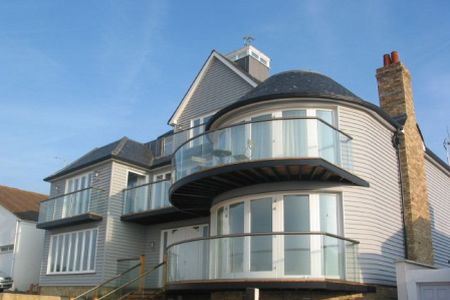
(391, 51, 400, 64)
(383, 54, 392, 66)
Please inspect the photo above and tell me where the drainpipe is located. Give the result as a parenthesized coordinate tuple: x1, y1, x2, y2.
(393, 128, 408, 259)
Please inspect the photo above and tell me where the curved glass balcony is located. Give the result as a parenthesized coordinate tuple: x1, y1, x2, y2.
(165, 232, 360, 285)
(173, 117, 353, 182)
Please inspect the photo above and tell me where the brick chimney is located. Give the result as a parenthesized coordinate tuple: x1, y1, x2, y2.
(376, 52, 434, 265)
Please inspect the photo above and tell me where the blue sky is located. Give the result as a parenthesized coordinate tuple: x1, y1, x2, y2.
(0, 1, 449, 194)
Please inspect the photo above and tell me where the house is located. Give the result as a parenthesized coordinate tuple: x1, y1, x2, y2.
(36, 45, 450, 299)
(0, 185, 47, 292)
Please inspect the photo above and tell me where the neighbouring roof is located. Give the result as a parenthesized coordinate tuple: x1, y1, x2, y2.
(207, 70, 400, 129)
(45, 137, 154, 181)
(0, 185, 47, 221)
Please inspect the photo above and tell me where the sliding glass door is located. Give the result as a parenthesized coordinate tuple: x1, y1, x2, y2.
(282, 110, 308, 157)
(251, 114, 273, 159)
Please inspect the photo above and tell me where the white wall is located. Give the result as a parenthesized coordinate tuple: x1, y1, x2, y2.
(12, 221, 45, 291)
(0, 205, 17, 277)
(396, 260, 450, 300)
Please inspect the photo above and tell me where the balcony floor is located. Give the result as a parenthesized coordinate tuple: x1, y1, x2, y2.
(170, 158, 369, 214)
(121, 207, 196, 225)
(37, 213, 102, 229)
(166, 278, 376, 294)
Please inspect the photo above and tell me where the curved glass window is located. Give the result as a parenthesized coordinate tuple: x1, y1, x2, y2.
(209, 192, 343, 278)
(173, 108, 353, 182)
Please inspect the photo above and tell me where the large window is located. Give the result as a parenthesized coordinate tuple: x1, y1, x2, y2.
(211, 192, 343, 278)
(47, 228, 98, 274)
(63, 172, 94, 218)
(231, 108, 337, 162)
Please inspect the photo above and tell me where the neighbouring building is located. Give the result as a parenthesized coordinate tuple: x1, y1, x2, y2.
(36, 45, 450, 299)
(0, 185, 47, 292)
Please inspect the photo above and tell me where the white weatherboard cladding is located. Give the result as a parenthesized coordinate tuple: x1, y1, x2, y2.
(338, 105, 404, 285)
(425, 157, 450, 268)
(39, 162, 112, 286)
(176, 57, 254, 129)
(102, 162, 147, 280)
(215, 101, 405, 285)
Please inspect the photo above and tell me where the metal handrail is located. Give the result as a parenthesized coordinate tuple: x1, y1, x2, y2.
(166, 231, 359, 251)
(72, 263, 141, 300)
(172, 117, 353, 156)
(40, 187, 104, 204)
(97, 262, 165, 300)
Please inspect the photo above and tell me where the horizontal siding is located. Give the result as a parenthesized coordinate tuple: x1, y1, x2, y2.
(101, 162, 147, 281)
(339, 106, 404, 286)
(177, 57, 254, 129)
(39, 162, 112, 286)
(425, 157, 450, 268)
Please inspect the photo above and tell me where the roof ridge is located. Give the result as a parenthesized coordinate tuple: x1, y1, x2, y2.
(112, 136, 129, 156)
(0, 185, 47, 198)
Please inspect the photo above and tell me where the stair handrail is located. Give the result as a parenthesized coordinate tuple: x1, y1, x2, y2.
(97, 262, 165, 300)
(72, 262, 141, 300)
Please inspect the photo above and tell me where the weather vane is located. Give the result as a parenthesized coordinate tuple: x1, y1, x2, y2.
(243, 36, 255, 46)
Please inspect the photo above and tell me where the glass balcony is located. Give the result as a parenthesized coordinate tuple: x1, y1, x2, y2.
(38, 187, 103, 228)
(122, 180, 171, 215)
(166, 232, 360, 285)
(173, 117, 352, 182)
(157, 125, 206, 158)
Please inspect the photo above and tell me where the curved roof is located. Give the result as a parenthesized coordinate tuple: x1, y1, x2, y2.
(240, 70, 363, 103)
(206, 70, 399, 129)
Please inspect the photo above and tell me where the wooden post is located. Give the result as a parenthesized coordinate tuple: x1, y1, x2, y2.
(163, 254, 168, 288)
(139, 255, 146, 292)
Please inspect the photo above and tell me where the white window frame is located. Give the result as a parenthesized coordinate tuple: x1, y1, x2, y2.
(210, 191, 343, 279)
(64, 171, 94, 194)
(189, 112, 216, 141)
(231, 107, 337, 161)
(126, 170, 148, 188)
(47, 228, 98, 275)
(62, 171, 94, 218)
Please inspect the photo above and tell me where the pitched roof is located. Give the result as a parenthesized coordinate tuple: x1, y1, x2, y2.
(0, 185, 47, 221)
(168, 50, 259, 126)
(45, 137, 154, 181)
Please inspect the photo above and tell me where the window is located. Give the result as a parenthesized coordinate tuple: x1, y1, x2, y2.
(47, 228, 98, 274)
(124, 171, 148, 213)
(152, 172, 172, 209)
(211, 192, 343, 277)
(233, 108, 338, 163)
(127, 172, 147, 189)
(63, 172, 94, 218)
(190, 113, 214, 145)
(0, 244, 14, 253)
